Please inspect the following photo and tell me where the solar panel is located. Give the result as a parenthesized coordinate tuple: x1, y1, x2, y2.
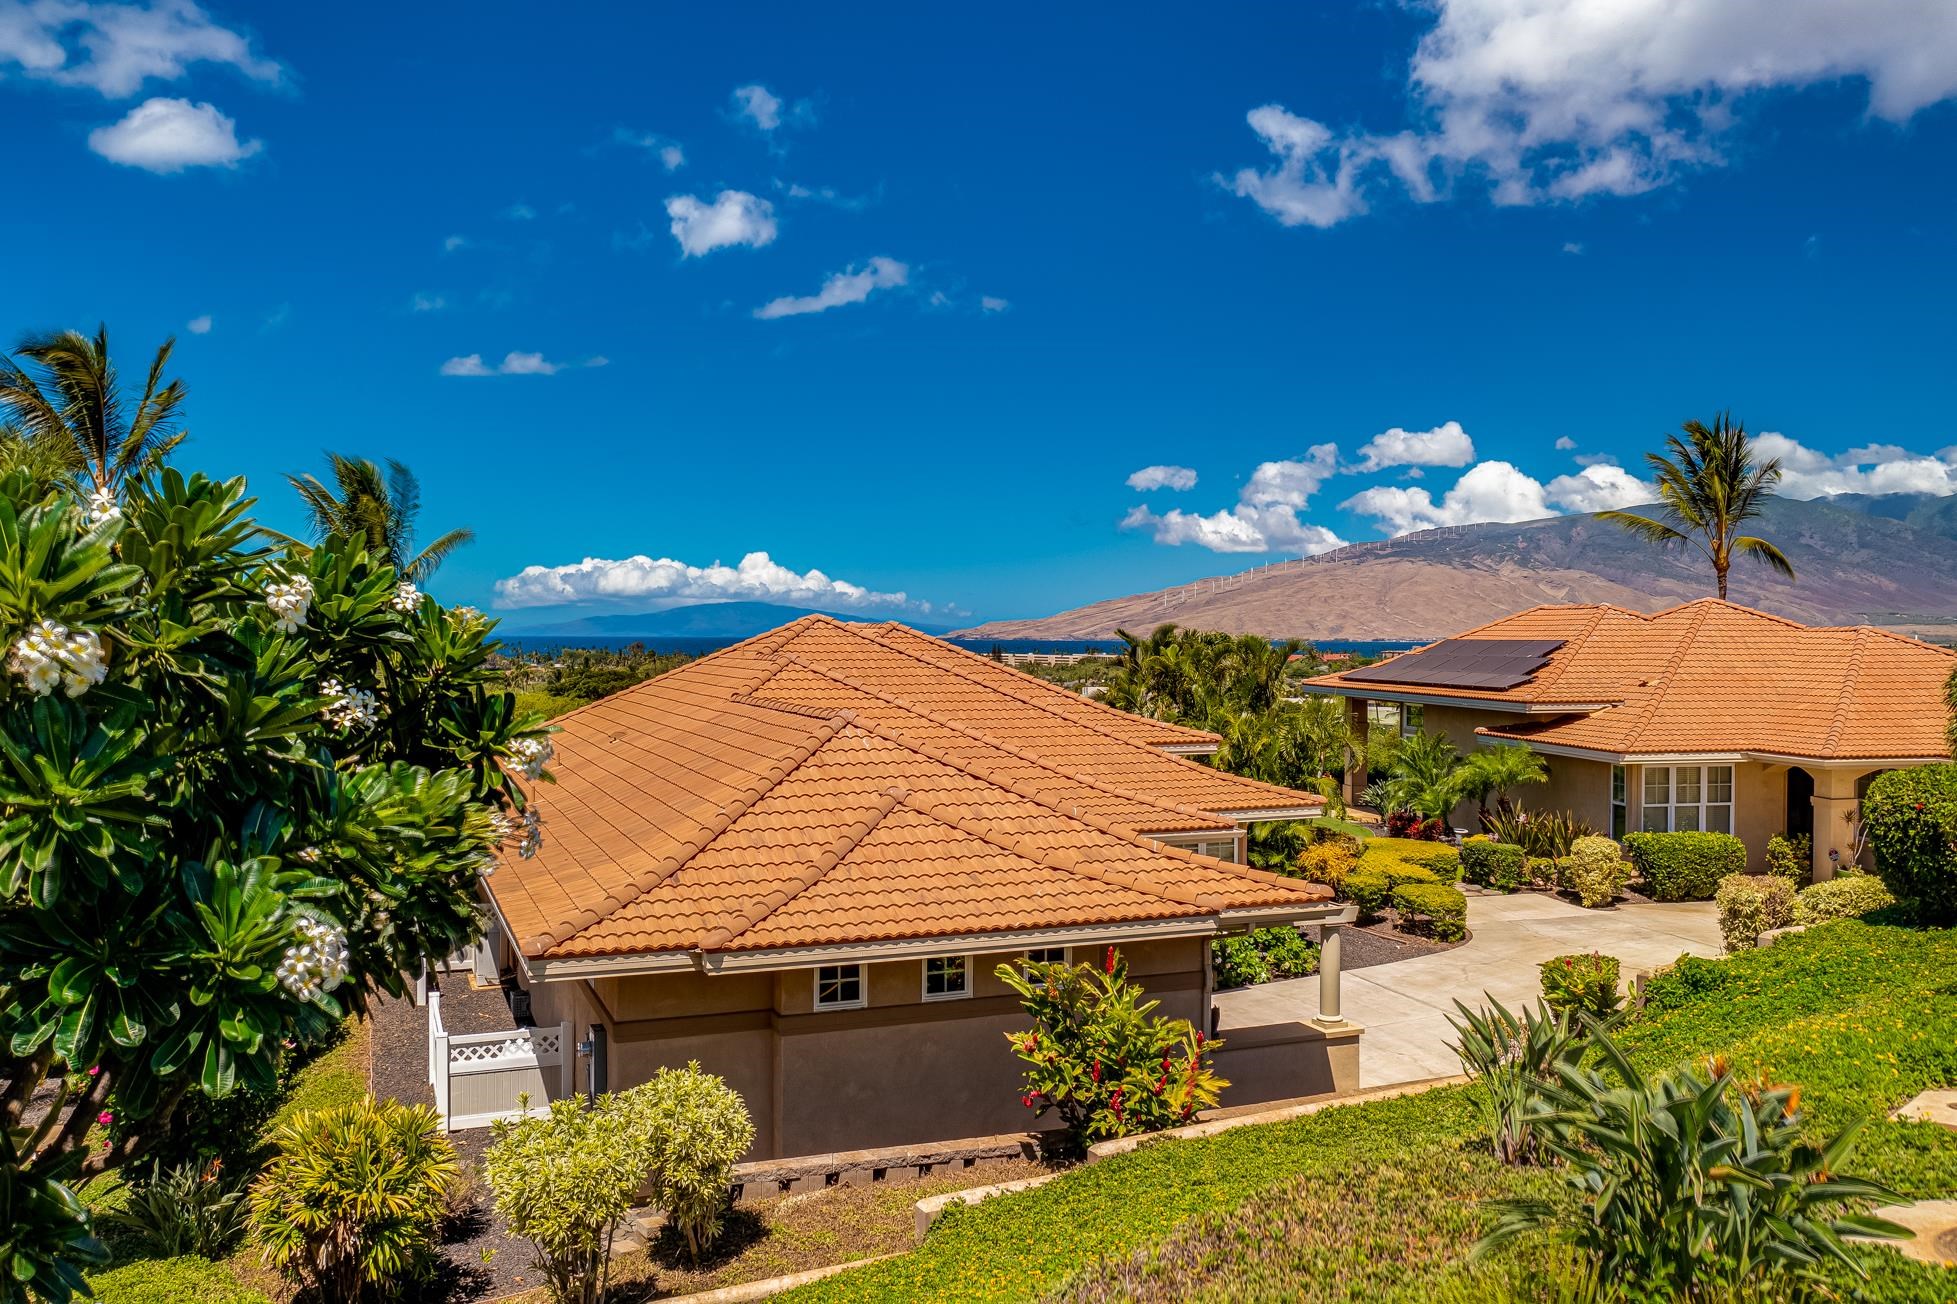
(1339, 638, 1564, 691)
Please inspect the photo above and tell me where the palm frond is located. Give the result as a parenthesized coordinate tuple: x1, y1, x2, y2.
(1595, 511, 1686, 546)
(405, 527, 475, 583)
(1732, 535, 1796, 581)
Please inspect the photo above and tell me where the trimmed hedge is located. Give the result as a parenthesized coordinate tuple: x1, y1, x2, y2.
(1458, 838, 1518, 887)
(1343, 868, 1393, 921)
(1359, 838, 1462, 881)
(1793, 874, 1896, 926)
(1622, 831, 1745, 901)
(89, 1258, 270, 1304)
(1562, 835, 1629, 909)
(1714, 873, 1795, 951)
(1296, 842, 1359, 892)
(1391, 883, 1467, 942)
(1863, 764, 1957, 923)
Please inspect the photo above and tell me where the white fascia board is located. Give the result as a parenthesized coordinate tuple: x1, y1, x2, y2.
(1309, 684, 1615, 713)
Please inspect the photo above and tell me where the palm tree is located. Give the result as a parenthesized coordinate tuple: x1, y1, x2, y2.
(1383, 730, 1464, 822)
(1455, 743, 1548, 822)
(285, 453, 475, 583)
(1597, 412, 1794, 600)
(0, 325, 185, 492)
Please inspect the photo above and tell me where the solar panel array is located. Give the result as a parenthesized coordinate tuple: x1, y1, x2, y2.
(1338, 638, 1565, 691)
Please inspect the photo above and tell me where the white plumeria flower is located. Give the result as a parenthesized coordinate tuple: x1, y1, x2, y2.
(318, 677, 382, 731)
(83, 486, 121, 525)
(277, 916, 351, 1002)
(8, 619, 108, 699)
(506, 736, 554, 781)
(517, 808, 543, 859)
(265, 574, 315, 634)
(390, 581, 421, 613)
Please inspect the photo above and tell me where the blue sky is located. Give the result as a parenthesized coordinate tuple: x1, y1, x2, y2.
(4, 1, 1957, 625)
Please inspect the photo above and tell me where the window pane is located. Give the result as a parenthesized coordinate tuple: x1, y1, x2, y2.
(1706, 766, 1734, 803)
(1642, 767, 1670, 805)
(1611, 805, 1627, 839)
(925, 956, 967, 997)
(1675, 766, 1701, 804)
(1641, 805, 1670, 833)
(1706, 804, 1732, 834)
(1611, 765, 1626, 803)
(1026, 947, 1067, 966)
(1674, 805, 1701, 832)
(817, 964, 862, 1007)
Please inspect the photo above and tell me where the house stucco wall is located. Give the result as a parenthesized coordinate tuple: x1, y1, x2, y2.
(1416, 703, 1613, 832)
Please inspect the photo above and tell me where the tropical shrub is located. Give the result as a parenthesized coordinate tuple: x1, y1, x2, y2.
(1305, 823, 1363, 853)
(998, 950, 1226, 1151)
(1622, 831, 1745, 901)
(1714, 873, 1796, 951)
(1764, 832, 1811, 883)
(1211, 928, 1319, 989)
(1211, 933, 1274, 989)
(99, 1161, 248, 1260)
(486, 1090, 662, 1304)
(1524, 856, 1563, 889)
(1635, 953, 1731, 1018)
(1862, 763, 1957, 923)
(637, 1063, 755, 1263)
(1245, 819, 1308, 871)
(248, 1098, 457, 1300)
(86, 1256, 270, 1304)
(1480, 1030, 1909, 1300)
(1446, 997, 1583, 1165)
(1382, 730, 1464, 823)
(1792, 874, 1896, 926)
(1295, 840, 1358, 891)
(1560, 836, 1629, 908)
(1342, 868, 1393, 922)
(1393, 882, 1467, 941)
(1538, 953, 1621, 1021)
(1460, 838, 1526, 891)
(1359, 837, 1462, 879)
(1484, 807, 1595, 859)
(0, 458, 549, 1290)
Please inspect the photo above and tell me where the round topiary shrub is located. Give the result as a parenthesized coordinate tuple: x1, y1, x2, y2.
(1562, 836, 1630, 909)
(1714, 873, 1795, 951)
(1792, 874, 1896, 926)
(1392, 882, 1467, 941)
(1862, 764, 1957, 923)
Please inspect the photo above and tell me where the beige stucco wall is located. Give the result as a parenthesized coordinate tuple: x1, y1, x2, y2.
(1417, 703, 1614, 832)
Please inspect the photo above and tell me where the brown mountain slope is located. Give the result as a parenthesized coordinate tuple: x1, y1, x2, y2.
(954, 498, 1957, 641)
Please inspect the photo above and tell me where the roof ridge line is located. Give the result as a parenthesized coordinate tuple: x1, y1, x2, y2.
(527, 710, 855, 953)
(753, 653, 1307, 823)
(837, 621, 1220, 749)
(1523, 604, 1611, 698)
(1616, 600, 1711, 752)
(697, 787, 907, 949)
(1822, 625, 1870, 755)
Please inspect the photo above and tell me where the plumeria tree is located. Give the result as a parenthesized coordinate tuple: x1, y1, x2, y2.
(0, 465, 551, 1300)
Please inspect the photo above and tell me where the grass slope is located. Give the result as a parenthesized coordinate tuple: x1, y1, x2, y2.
(786, 921, 1957, 1302)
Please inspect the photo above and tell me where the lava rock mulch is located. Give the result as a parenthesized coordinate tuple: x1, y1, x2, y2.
(1301, 920, 1457, 968)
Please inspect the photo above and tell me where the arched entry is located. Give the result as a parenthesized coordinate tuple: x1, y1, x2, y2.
(1786, 767, 1815, 840)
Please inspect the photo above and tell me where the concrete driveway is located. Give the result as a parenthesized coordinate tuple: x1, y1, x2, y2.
(1215, 892, 1724, 1087)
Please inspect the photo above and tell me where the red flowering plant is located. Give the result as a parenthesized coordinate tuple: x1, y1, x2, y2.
(996, 947, 1226, 1154)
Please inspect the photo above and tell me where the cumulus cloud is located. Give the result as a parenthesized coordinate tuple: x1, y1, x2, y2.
(1349, 420, 1475, 473)
(1224, 0, 1957, 227)
(732, 83, 784, 130)
(1341, 460, 1552, 535)
(494, 549, 917, 612)
(439, 351, 605, 377)
(1123, 445, 1348, 555)
(185, 313, 210, 334)
(1554, 436, 1577, 451)
(754, 257, 908, 319)
(88, 96, 258, 171)
(1754, 433, 1957, 498)
(665, 190, 777, 257)
(0, 0, 281, 97)
(1544, 463, 1655, 513)
(1127, 465, 1198, 492)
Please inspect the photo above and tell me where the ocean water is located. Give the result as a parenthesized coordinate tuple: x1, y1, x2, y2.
(497, 635, 1417, 658)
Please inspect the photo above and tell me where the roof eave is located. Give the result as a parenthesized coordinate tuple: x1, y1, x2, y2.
(1474, 730, 1948, 768)
(1308, 684, 1616, 713)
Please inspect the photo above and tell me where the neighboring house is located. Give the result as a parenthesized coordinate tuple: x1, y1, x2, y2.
(479, 616, 1354, 1158)
(1306, 598, 1955, 880)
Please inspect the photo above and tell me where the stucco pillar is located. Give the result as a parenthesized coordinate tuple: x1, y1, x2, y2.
(1343, 698, 1370, 807)
(1810, 768, 1863, 882)
(1315, 923, 1342, 1025)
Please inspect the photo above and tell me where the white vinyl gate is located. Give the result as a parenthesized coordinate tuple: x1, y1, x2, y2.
(425, 987, 574, 1131)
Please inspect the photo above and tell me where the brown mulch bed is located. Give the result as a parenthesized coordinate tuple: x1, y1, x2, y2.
(1301, 919, 1458, 967)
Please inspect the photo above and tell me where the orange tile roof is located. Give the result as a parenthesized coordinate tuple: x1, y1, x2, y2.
(487, 616, 1332, 962)
(1306, 598, 1955, 762)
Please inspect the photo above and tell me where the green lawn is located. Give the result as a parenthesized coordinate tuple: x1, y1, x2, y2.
(786, 921, 1957, 1302)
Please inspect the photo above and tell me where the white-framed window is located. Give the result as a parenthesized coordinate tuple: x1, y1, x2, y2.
(1610, 765, 1628, 840)
(1400, 703, 1425, 738)
(923, 955, 970, 1001)
(1638, 764, 1734, 834)
(814, 963, 865, 1011)
(1024, 946, 1068, 968)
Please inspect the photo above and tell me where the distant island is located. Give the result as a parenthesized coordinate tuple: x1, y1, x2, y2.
(502, 600, 959, 640)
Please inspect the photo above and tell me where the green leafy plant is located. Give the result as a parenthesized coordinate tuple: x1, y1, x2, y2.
(486, 1092, 660, 1304)
(1393, 882, 1467, 941)
(1382, 730, 1465, 821)
(1479, 1029, 1909, 1300)
(1212, 928, 1319, 989)
(1461, 838, 1527, 891)
(637, 1062, 755, 1264)
(1764, 833, 1811, 883)
(99, 1160, 249, 1260)
(1484, 808, 1596, 858)
(1560, 836, 1629, 908)
(1538, 953, 1621, 1021)
(1715, 873, 1796, 951)
(1454, 744, 1548, 821)
(1341, 867, 1393, 921)
(1622, 830, 1746, 901)
(1792, 875, 1895, 926)
(1359, 837, 1462, 881)
(84, 1255, 271, 1304)
(247, 1097, 458, 1301)
(1861, 764, 1957, 923)
(1296, 840, 1358, 890)
(998, 949, 1226, 1152)
(1446, 997, 1583, 1165)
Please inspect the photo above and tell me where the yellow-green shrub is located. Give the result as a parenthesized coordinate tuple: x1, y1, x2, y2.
(1563, 836, 1630, 909)
(1714, 873, 1796, 951)
(1297, 842, 1359, 891)
(1360, 838, 1462, 881)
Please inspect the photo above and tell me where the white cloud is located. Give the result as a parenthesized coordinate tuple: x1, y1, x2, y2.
(1349, 420, 1475, 473)
(614, 128, 685, 170)
(410, 292, 447, 312)
(1544, 463, 1655, 513)
(439, 350, 604, 377)
(502, 202, 536, 221)
(659, 144, 683, 170)
(1341, 460, 1552, 535)
(442, 234, 468, 254)
(1224, 0, 1957, 227)
(1554, 436, 1577, 451)
(0, 0, 281, 98)
(185, 313, 210, 334)
(494, 549, 917, 612)
(732, 83, 783, 130)
(754, 256, 908, 320)
(87, 96, 258, 171)
(1753, 433, 1957, 498)
(980, 295, 1010, 313)
(1123, 444, 1347, 555)
(1126, 465, 1198, 492)
(1561, 242, 1585, 255)
(665, 190, 777, 257)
